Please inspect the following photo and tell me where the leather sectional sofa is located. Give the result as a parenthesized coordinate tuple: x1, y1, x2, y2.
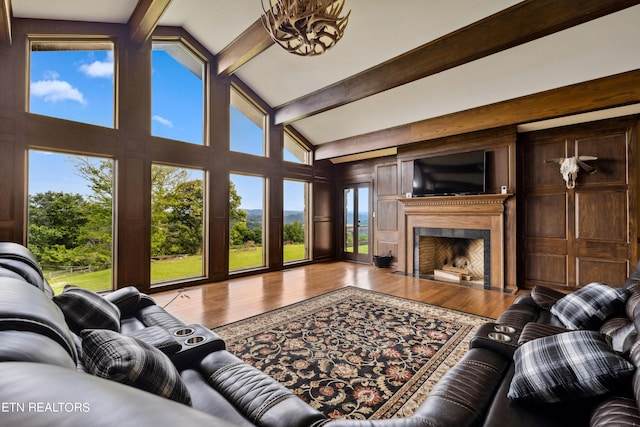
(1, 241, 639, 426)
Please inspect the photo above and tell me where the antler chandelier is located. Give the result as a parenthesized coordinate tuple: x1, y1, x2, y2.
(261, 0, 350, 56)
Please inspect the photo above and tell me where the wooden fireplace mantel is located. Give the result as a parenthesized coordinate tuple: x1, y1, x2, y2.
(398, 193, 512, 291)
(400, 193, 510, 214)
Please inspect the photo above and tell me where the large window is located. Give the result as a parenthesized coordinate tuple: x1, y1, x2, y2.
(230, 87, 265, 156)
(150, 164, 205, 285)
(29, 40, 114, 128)
(152, 41, 205, 145)
(284, 130, 311, 164)
(284, 180, 311, 263)
(229, 174, 265, 271)
(28, 150, 114, 295)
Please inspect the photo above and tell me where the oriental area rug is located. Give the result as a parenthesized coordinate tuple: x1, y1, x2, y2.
(214, 286, 491, 421)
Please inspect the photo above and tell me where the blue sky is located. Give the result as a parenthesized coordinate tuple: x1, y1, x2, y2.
(28, 48, 304, 211)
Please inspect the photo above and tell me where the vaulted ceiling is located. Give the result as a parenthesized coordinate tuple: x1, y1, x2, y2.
(5, 0, 640, 161)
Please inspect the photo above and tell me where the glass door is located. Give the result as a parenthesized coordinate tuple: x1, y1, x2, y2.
(343, 184, 370, 263)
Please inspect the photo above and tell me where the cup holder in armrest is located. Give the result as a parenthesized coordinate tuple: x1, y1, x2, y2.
(488, 332, 511, 342)
(169, 324, 225, 369)
(185, 335, 206, 346)
(493, 325, 516, 334)
(173, 327, 195, 337)
(470, 322, 522, 358)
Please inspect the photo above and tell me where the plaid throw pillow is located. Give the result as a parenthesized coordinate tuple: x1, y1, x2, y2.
(550, 282, 628, 330)
(82, 329, 191, 405)
(53, 286, 121, 334)
(508, 330, 634, 403)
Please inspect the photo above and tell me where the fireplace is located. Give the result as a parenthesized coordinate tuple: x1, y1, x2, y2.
(414, 228, 490, 288)
(399, 194, 511, 291)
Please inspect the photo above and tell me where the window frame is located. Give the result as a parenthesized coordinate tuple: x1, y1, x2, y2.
(149, 162, 208, 287)
(283, 128, 313, 165)
(283, 178, 312, 264)
(27, 37, 117, 129)
(229, 84, 268, 157)
(151, 37, 208, 146)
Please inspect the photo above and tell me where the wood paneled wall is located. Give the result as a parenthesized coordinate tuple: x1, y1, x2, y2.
(335, 127, 518, 292)
(0, 19, 334, 292)
(518, 116, 638, 289)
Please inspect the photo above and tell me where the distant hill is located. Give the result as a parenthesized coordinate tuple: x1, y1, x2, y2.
(244, 209, 305, 225)
(244, 209, 369, 227)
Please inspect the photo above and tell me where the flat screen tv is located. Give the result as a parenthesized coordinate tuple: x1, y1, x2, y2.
(412, 150, 486, 197)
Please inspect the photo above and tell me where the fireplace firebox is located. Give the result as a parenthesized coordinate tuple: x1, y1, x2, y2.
(414, 228, 490, 288)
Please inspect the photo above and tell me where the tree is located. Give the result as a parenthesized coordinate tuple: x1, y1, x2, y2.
(229, 181, 250, 246)
(150, 165, 203, 257)
(162, 179, 203, 255)
(28, 191, 89, 266)
(284, 221, 304, 244)
(70, 157, 113, 263)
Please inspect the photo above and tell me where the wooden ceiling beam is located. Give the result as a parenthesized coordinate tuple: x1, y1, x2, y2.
(314, 69, 640, 160)
(275, 0, 640, 125)
(129, 0, 172, 47)
(217, 18, 273, 76)
(0, 0, 12, 45)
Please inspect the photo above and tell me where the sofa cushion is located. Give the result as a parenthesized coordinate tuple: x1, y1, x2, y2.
(550, 282, 628, 330)
(508, 330, 635, 403)
(53, 286, 121, 334)
(81, 329, 191, 405)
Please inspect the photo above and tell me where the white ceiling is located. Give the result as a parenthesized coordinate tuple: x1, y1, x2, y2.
(11, 1, 640, 150)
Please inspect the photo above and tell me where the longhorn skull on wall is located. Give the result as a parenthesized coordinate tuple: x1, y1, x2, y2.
(545, 156, 598, 189)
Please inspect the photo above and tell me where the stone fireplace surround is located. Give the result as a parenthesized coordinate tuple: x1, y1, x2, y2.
(398, 194, 510, 291)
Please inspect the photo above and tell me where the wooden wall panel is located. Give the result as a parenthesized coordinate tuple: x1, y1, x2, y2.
(400, 159, 413, 196)
(374, 162, 399, 264)
(377, 200, 397, 231)
(314, 179, 332, 218)
(525, 254, 567, 285)
(523, 139, 566, 189)
(376, 164, 397, 196)
(576, 190, 627, 241)
(486, 147, 509, 194)
(519, 116, 637, 290)
(576, 133, 628, 186)
(577, 258, 628, 286)
(313, 178, 334, 260)
(524, 194, 566, 238)
(313, 221, 333, 259)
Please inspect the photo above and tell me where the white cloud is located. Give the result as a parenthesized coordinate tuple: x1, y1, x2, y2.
(31, 79, 87, 105)
(152, 115, 173, 128)
(79, 51, 114, 78)
(43, 70, 60, 80)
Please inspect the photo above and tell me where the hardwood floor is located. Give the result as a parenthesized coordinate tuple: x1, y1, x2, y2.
(150, 261, 518, 329)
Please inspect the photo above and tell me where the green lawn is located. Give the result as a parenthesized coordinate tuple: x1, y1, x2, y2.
(48, 244, 307, 295)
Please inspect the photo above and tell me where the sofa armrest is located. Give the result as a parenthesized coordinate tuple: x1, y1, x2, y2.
(530, 285, 567, 310)
(470, 323, 521, 358)
(590, 397, 640, 427)
(104, 286, 141, 318)
(200, 350, 325, 427)
(411, 348, 510, 427)
(517, 322, 571, 345)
